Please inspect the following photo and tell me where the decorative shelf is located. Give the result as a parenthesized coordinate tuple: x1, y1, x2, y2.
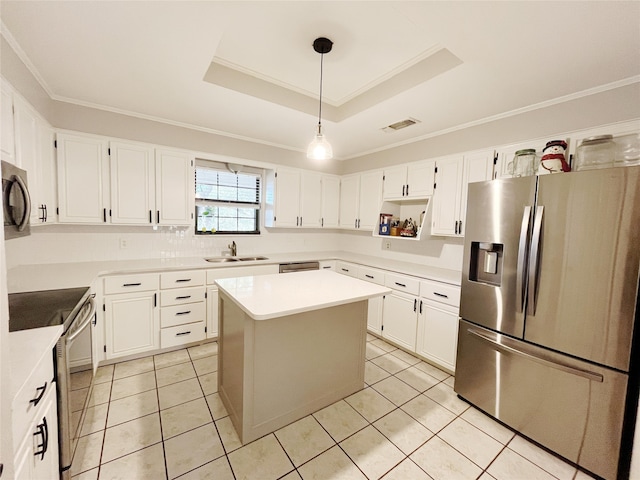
(373, 198, 431, 241)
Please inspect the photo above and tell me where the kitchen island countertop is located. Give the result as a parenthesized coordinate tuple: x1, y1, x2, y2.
(215, 269, 391, 320)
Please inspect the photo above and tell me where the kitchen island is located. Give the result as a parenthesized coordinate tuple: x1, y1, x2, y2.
(215, 269, 390, 443)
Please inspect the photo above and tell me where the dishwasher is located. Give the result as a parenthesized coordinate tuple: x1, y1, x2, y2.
(278, 261, 320, 273)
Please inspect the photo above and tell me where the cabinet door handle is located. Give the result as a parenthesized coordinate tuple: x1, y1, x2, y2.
(176, 295, 191, 300)
(149, 210, 152, 223)
(123, 283, 142, 287)
(395, 282, 406, 288)
(103, 208, 107, 223)
(354, 219, 357, 229)
(44, 204, 48, 222)
(419, 300, 423, 314)
(459, 220, 463, 235)
(175, 310, 191, 316)
(175, 279, 191, 283)
(433, 292, 449, 299)
(176, 331, 191, 336)
(402, 185, 406, 196)
(413, 299, 417, 312)
(156, 210, 160, 224)
(29, 382, 47, 407)
(365, 274, 374, 279)
(406, 184, 409, 196)
(34, 416, 48, 461)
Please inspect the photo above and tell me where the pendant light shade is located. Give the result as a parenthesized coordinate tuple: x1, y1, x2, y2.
(307, 37, 333, 160)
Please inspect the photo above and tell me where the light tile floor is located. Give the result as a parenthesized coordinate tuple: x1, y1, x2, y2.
(69, 335, 597, 480)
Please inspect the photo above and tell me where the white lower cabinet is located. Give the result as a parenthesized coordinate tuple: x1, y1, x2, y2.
(416, 279, 461, 372)
(417, 300, 459, 372)
(159, 270, 206, 348)
(206, 286, 219, 339)
(13, 351, 59, 480)
(104, 291, 159, 359)
(381, 290, 419, 351)
(14, 385, 59, 480)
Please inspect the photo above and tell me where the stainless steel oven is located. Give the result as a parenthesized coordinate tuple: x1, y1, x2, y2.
(8, 287, 95, 479)
(1, 160, 31, 239)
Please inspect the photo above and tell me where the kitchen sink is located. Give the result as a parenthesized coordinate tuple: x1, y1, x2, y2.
(205, 257, 239, 263)
(204, 256, 269, 263)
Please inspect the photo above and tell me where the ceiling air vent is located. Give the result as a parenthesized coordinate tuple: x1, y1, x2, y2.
(382, 117, 420, 133)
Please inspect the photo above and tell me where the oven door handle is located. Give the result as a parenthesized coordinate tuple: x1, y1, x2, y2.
(66, 296, 97, 343)
(11, 173, 31, 231)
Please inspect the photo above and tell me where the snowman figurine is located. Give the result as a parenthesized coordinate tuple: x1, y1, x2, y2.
(539, 140, 570, 174)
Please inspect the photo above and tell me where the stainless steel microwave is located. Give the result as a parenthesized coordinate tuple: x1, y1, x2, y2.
(2, 160, 31, 239)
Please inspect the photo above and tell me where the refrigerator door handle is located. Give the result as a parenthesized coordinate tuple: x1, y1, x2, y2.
(467, 327, 604, 383)
(516, 206, 532, 313)
(527, 206, 544, 316)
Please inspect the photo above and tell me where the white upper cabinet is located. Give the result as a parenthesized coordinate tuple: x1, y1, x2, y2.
(57, 132, 110, 223)
(359, 170, 384, 230)
(155, 148, 194, 226)
(264, 168, 339, 229)
(338, 174, 360, 229)
(272, 167, 302, 227)
(340, 170, 383, 230)
(1, 79, 16, 164)
(300, 171, 322, 228)
(110, 141, 155, 225)
(320, 174, 340, 228)
(383, 160, 435, 200)
(35, 123, 57, 224)
(431, 150, 494, 237)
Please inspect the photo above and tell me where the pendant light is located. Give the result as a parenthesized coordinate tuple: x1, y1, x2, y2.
(306, 37, 333, 160)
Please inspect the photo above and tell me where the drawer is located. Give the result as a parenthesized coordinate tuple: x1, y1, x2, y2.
(319, 260, 336, 271)
(104, 273, 159, 294)
(12, 353, 54, 443)
(385, 272, 420, 296)
(420, 280, 461, 307)
(358, 266, 385, 286)
(161, 302, 206, 328)
(161, 321, 206, 349)
(160, 286, 205, 307)
(160, 270, 206, 289)
(336, 261, 358, 278)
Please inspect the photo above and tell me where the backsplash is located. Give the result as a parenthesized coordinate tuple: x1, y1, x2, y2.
(5, 226, 463, 272)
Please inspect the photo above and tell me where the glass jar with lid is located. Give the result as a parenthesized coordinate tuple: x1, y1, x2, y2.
(507, 149, 538, 177)
(575, 135, 615, 171)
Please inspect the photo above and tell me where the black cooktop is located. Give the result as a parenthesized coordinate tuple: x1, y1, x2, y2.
(8, 287, 90, 333)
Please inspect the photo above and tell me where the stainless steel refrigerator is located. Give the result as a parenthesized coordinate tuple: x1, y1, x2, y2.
(455, 165, 640, 480)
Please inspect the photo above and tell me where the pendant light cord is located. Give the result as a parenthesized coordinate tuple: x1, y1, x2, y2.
(317, 52, 324, 133)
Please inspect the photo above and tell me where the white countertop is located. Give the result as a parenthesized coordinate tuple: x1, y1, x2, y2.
(10, 325, 63, 400)
(215, 270, 391, 320)
(8, 250, 461, 294)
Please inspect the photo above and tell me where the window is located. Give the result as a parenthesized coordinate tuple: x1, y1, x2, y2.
(195, 161, 261, 234)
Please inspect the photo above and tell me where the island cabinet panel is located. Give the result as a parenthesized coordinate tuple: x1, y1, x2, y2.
(218, 292, 367, 444)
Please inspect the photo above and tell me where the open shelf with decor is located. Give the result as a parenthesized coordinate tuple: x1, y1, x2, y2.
(373, 198, 430, 241)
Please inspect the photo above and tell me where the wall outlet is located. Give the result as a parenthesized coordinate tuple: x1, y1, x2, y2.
(119, 238, 128, 249)
(384, 240, 391, 250)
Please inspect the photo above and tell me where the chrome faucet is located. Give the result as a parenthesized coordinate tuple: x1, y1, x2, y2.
(228, 241, 237, 257)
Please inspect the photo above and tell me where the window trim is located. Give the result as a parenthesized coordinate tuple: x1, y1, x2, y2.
(194, 160, 263, 235)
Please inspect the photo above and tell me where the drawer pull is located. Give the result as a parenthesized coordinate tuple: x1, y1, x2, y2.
(176, 331, 191, 336)
(322, 266, 332, 269)
(365, 274, 374, 279)
(34, 416, 49, 460)
(176, 295, 192, 300)
(433, 292, 449, 299)
(395, 282, 407, 288)
(123, 283, 142, 287)
(175, 279, 191, 283)
(30, 382, 47, 407)
(175, 311, 191, 316)
(341, 268, 349, 272)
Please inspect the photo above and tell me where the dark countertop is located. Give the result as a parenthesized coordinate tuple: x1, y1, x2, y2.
(8, 286, 90, 332)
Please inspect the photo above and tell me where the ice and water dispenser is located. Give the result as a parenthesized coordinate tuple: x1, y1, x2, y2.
(469, 242, 504, 286)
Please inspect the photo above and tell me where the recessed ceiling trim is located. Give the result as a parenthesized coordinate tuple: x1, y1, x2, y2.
(204, 47, 463, 123)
